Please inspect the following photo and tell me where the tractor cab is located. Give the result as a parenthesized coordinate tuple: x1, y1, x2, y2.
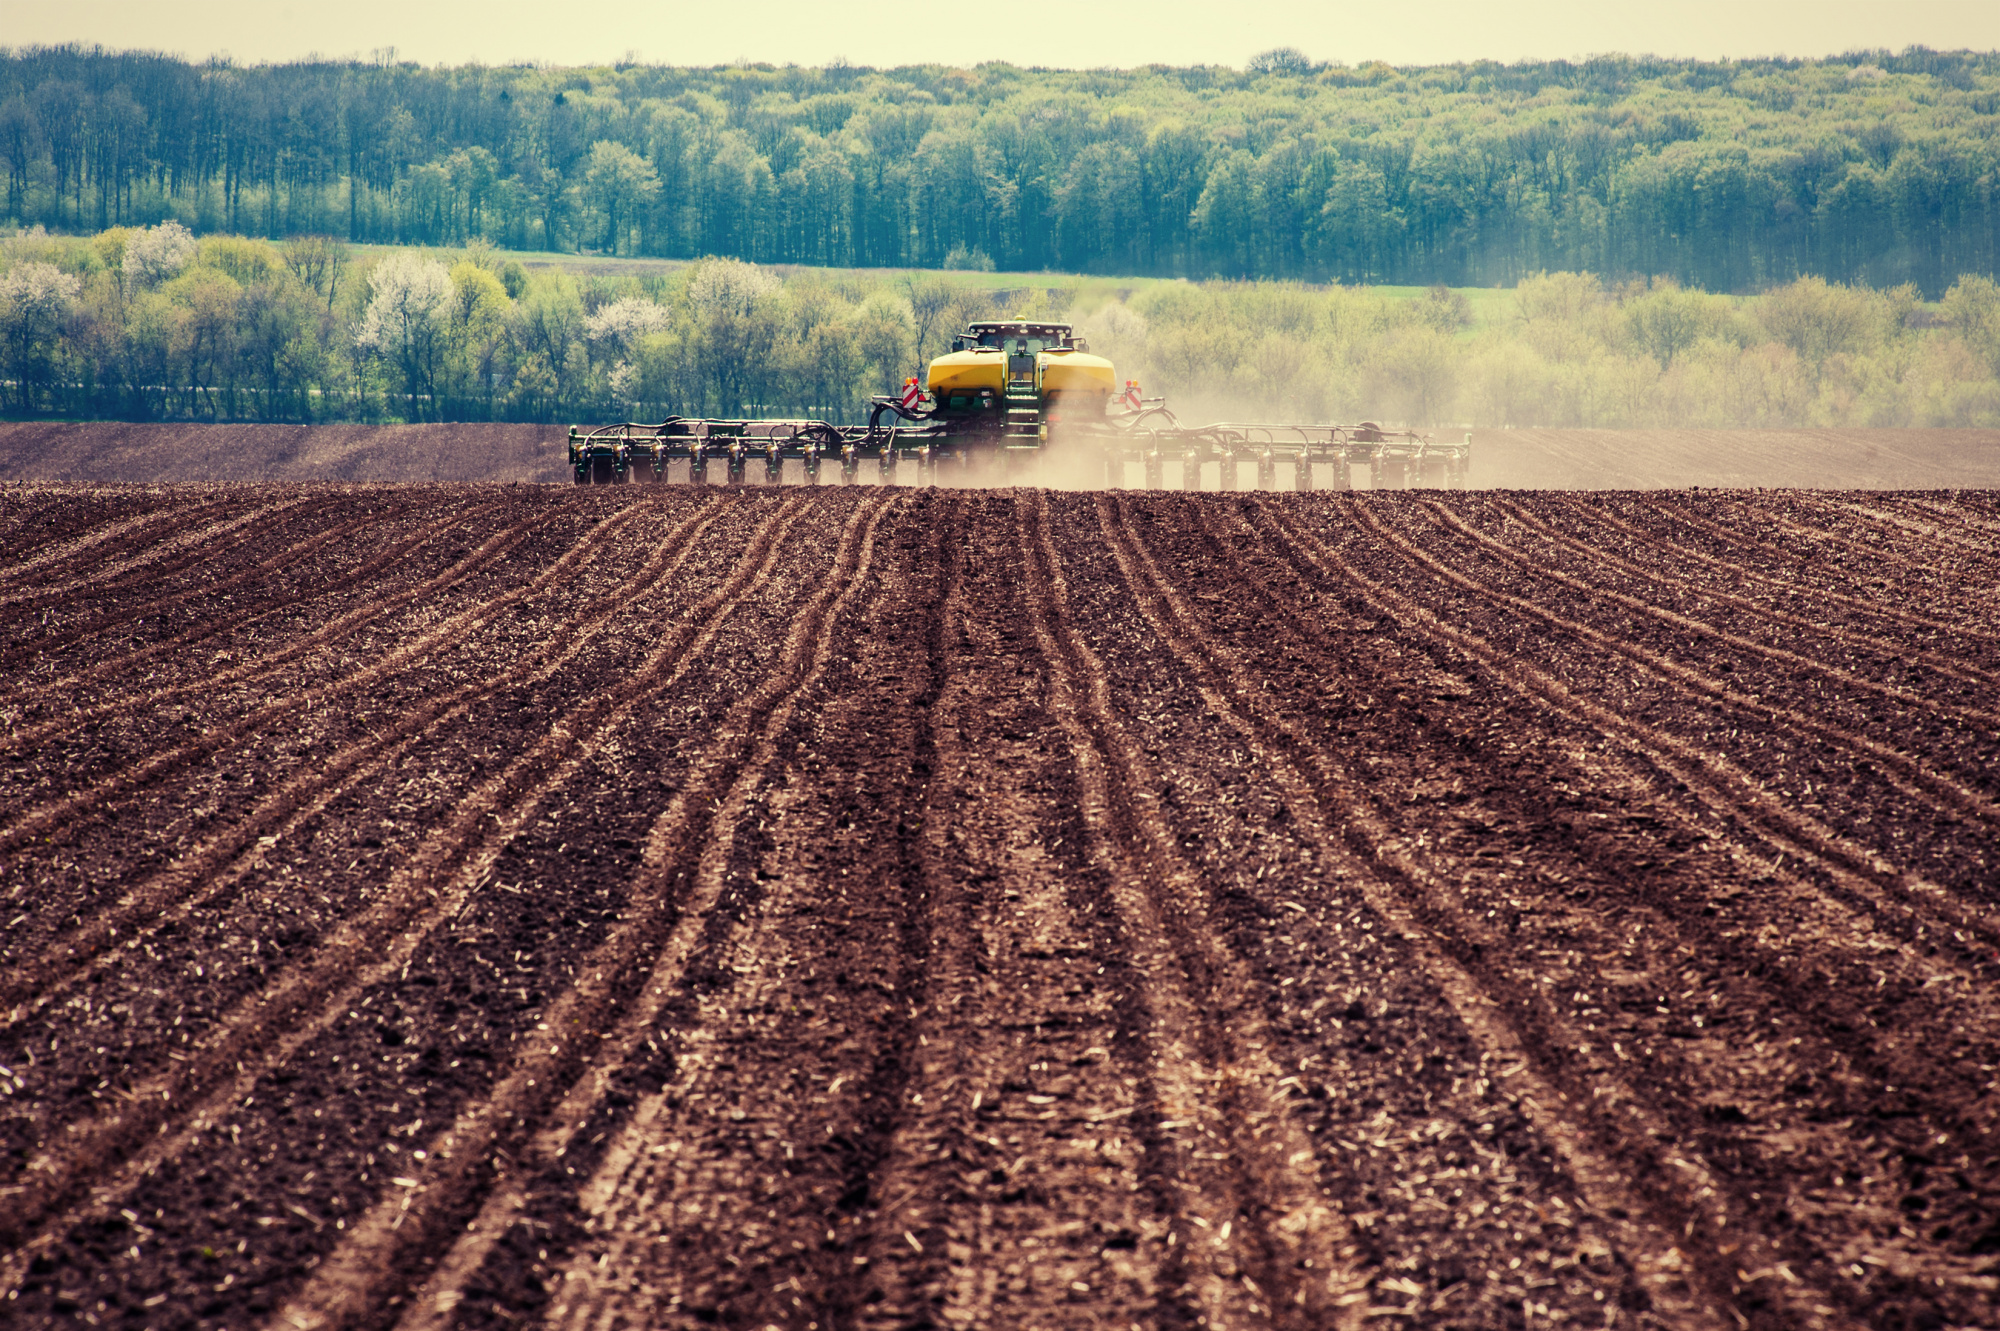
(926, 321, 1117, 437)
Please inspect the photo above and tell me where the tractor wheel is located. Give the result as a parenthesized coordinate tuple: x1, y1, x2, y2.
(590, 456, 617, 484)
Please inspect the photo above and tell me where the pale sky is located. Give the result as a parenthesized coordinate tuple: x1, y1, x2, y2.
(5, 0, 1997, 70)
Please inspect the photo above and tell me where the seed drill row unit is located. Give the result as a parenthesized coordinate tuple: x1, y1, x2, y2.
(566, 412, 1470, 490)
(569, 317, 1469, 490)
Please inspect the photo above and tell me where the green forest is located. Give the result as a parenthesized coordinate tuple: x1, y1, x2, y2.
(4, 226, 1998, 429)
(1, 45, 1998, 292)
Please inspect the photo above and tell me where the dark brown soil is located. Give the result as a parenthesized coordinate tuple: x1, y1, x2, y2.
(2, 482, 1997, 1331)
(0, 424, 569, 484)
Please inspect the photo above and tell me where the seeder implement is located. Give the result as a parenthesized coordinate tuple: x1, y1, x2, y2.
(1090, 409, 1468, 492)
(569, 417, 950, 487)
(569, 318, 1470, 490)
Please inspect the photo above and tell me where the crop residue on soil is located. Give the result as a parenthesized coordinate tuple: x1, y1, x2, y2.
(2, 482, 1998, 1331)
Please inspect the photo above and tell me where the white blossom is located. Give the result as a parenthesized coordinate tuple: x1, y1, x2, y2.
(583, 296, 671, 356)
(122, 221, 198, 287)
(0, 261, 83, 320)
(354, 252, 452, 354)
(686, 257, 778, 318)
(608, 359, 638, 402)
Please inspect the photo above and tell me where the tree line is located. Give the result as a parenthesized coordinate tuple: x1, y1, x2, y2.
(1, 46, 1998, 294)
(4, 225, 1998, 430)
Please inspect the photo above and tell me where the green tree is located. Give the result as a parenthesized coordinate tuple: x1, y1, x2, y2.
(581, 141, 661, 256)
(1942, 274, 2000, 371)
(1757, 275, 1877, 371)
(1627, 282, 1711, 367)
(0, 261, 81, 411)
(354, 252, 452, 417)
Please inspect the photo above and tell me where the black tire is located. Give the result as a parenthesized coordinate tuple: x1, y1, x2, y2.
(590, 456, 617, 484)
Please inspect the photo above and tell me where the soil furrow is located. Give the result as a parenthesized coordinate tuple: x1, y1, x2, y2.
(1528, 497, 2000, 679)
(1497, 496, 2000, 694)
(474, 493, 950, 1331)
(268, 492, 891, 1331)
(1255, 499, 1999, 960)
(3, 482, 1994, 1331)
(799, 495, 1211, 1331)
(2, 495, 503, 714)
(3, 503, 386, 688)
(0, 494, 237, 595)
(1809, 496, 2000, 559)
(1015, 489, 1369, 1329)
(0, 497, 807, 1273)
(1605, 498, 2000, 646)
(0, 493, 315, 619)
(1365, 500, 2000, 844)
(0, 495, 542, 765)
(1432, 497, 2000, 739)
(0, 493, 423, 682)
(1103, 493, 1750, 1330)
(1435, 498, 2000, 734)
(1754, 497, 2000, 606)
(1178, 498, 1999, 1326)
(0, 498, 578, 845)
(1897, 495, 2000, 539)
(0, 497, 725, 1020)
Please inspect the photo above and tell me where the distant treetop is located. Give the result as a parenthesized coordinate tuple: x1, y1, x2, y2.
(0, 45, 1996, 293)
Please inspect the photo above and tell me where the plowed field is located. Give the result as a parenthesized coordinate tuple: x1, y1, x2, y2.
(3, 483, 1998, 1331)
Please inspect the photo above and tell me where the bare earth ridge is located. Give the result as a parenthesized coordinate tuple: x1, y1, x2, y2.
(1, 483, 1997, 1331)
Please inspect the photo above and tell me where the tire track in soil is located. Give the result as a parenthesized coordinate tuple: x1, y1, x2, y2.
(1751, 498, 2000, 610)
(0, 496, 578, 847)
(1221, 496, 2000, 1016)
(0, 495, 724, 1025)
(1604, 499, 2000, 648)
(1100, 493, 1744, 1331)
(0, 495, 808, 1275)
(264, 492, 891, 1331)
(0, 494, 516, 748)
(0, 492, 316, 620)
(1372, 501, 2000, 843)
(806, 495, 1264, 1331)
(1495, 496, 2000, 695)
(804, 494, 1209, 1331)
(4, 485, 1996, 1331)
(1528, 497, 2000, 683)
(0, 492, 613, 962)
(1432, 498, 2000, 736)
(0, 494, 235, 594)
(419, 491, 941, 1331)
(1252, 498, 2000, 966)
(0, 492, 423, 680)
(1184, 497, 2000, 1328)
(504, 493, 1239, 1331)
(7, 489, 508, 711)
(0, 488, 142, 574)
(1013, 490, 1371, 1330)
(0, 487, 242, 591)
(1389, 497, 2000, 902)
(1896, 495, 2000, 539)
(1809, 495, 2000, 559)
